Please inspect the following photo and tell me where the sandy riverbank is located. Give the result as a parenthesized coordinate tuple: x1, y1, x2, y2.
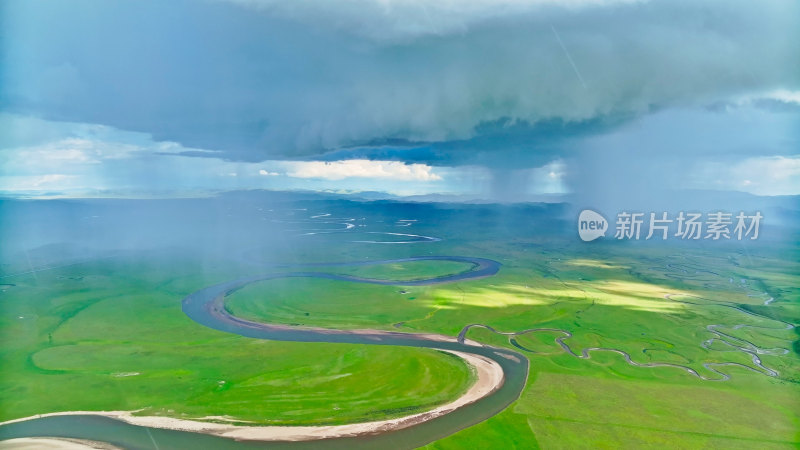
(0, 349, 504, 442)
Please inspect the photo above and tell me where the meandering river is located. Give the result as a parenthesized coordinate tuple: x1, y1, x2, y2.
(0, 257, 529, 449)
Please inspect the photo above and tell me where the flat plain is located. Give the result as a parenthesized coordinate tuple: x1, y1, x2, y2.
(0, 199, 797, 448)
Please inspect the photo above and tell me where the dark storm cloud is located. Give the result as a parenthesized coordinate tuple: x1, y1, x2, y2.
(1, 0, 798, 167)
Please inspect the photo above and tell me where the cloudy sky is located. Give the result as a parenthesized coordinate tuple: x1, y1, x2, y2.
(0, 0, 798, 202)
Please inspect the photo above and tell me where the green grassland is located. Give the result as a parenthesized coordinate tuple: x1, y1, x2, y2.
(316, 260, 474, 281)
(228, 238, 800, 448)
(1, 228, 798, 448)
(430, 240, 800, 448)
(0, 254, 475, 426)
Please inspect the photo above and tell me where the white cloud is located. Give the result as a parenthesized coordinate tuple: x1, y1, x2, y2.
(0, 138, 144, 177)
(739, 156, 800, 181)
(0, 174, 79, 192)
(3, 113, 795, 199)
(692, 155, 800, 196)
(734, 89, 800, 108)
(278, 159, 442, 181)
(759, 89, 800, 106)
(0, 115, 453, 197)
